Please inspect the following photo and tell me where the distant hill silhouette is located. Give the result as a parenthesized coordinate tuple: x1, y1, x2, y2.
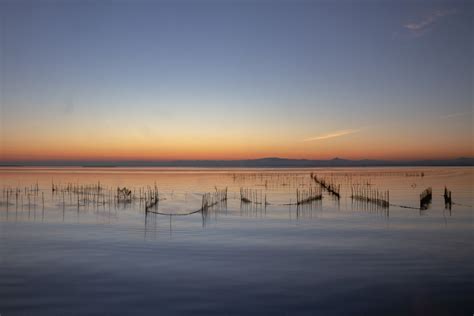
(1, 157, 473, 167)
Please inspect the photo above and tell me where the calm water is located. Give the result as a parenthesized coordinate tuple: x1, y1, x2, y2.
(0, 167, 472, 315)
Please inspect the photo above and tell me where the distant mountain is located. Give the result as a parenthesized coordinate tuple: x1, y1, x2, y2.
(1, 157, 473, 167)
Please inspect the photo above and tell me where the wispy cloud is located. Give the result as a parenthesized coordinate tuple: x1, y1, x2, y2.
(440, 111, 472, 120)
(302, 129, 359, 142)
(404, 9, 457, 37)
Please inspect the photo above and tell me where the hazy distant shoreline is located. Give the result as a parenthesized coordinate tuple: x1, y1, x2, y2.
(1, 157, 472, 168)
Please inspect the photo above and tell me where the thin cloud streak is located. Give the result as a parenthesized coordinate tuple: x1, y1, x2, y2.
(303, 129, 359, 142)
(439, 111, 472, 120)
(404, 9, 456, 37)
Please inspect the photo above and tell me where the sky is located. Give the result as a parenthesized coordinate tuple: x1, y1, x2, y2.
(0, 0, 472, 162)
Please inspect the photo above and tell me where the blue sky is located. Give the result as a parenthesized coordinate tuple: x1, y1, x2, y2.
(0, 0, 472, 161)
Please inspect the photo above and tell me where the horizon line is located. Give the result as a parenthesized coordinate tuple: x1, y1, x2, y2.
(1, 156, 472, 168)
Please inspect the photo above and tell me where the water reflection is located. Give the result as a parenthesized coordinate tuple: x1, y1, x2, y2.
(296, 199, 322, 219)
(0, 167, 472, 315)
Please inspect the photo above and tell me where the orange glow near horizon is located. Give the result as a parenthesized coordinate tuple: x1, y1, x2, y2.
(1, 101, 472, 163)
(2, 130, 472, 162)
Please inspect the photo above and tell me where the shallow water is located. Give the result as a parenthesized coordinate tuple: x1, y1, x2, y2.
(0, 167, 472, 315)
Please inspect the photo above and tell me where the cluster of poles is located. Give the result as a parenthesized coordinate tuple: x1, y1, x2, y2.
(296, 186, 322, 205)
(233, 173, 310, 189)
(143, 186, 160, 211)
(1, 176, 457, 217)
(444, 187, 452, 208)
(201, 187, 228, 211)
(52, 181, 102, 194)
(420, 187, 433, 210)
(53, 182, 120, 208)
(311, 174, 341, 198)
(50, 182, 163, 210)
(351, 185, 390, 208)
(2, 186, 44, 210)
(240, 188, 267, 205)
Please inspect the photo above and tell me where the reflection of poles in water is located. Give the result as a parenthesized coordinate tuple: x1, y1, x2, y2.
(240, 199, 264, 218)
(202, 206, 207, 227)
(144, 212, 148, 240)
(144, 211, 159, 240)
(5, 192, 8, 221)
(6, 189, 9, 210)
(202, 199, 227, 226)
(296, 199, 322, 220)
(442, 209, 448, 227)
(33, 194, 36, 221)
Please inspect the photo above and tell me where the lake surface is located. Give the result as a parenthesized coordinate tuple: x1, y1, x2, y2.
(0, 167, 472, 315)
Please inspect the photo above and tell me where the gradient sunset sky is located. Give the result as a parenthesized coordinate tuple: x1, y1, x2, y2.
(1, 0, 472, 162)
